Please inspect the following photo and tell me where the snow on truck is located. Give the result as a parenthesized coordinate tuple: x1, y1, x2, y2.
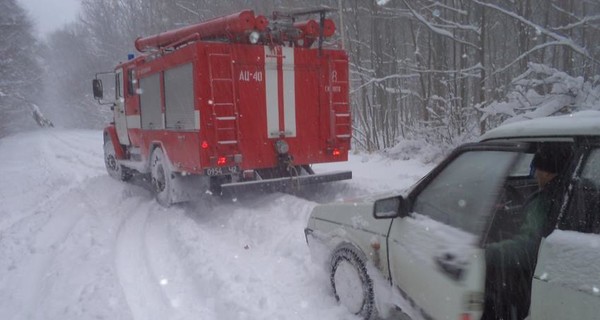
(92, 8, 352, 205)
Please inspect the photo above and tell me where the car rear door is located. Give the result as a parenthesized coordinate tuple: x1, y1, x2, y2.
(387, 143, 528, 320)
(530, 146, 600, 319)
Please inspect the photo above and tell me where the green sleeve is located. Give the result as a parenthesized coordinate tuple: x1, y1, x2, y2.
(485, 195, 549, 267)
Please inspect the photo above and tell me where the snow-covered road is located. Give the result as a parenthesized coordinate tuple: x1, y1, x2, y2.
(0, 129, 430, 320)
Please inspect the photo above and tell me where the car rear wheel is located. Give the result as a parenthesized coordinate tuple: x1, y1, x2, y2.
(104, 139, 131, 181)
(330, 246, 377, 320)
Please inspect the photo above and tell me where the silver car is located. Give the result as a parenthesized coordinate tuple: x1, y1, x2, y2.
(305, 111, 600, 320)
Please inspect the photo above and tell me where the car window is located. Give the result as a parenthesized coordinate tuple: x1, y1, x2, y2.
(412, 150, 520, 234)
(581, 149, 600, 183)
(509, 153, 534, 177)
(561, 148, 600, 234)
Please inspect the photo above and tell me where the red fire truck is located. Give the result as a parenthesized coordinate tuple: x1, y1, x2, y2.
(93, 8, 351, 205)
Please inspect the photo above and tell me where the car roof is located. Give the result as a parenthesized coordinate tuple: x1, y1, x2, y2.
(480, 110, 600, 142)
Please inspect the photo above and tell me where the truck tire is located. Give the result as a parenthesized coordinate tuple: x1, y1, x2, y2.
(104, 139, 132, 181)
(150, 148, 174, 206)
(330, 245, 377, 320)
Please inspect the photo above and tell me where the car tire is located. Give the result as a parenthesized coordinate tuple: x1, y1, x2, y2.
(104, 139, 132, 181)
(330, 245, 377, 320)
(150, 147, 174, 206)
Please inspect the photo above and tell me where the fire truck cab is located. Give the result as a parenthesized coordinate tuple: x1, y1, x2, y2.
(93, 8, 352, 205)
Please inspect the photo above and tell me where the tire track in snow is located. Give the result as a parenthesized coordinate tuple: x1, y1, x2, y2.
(143, 209, 217, 319)
(5, 177, 140, 320)
(44, 130, 106, 177)
(0, 180, 76, 233)
(162, 195, 355, 320)
(114, 200, 219, 320)
(0, 129, 116, 319)
(0, 129, 105, 233)
(0, 187, 86, 319)
(114, 203, 173, 320)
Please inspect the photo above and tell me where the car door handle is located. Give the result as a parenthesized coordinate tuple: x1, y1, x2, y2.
(435, 253, 464, 281)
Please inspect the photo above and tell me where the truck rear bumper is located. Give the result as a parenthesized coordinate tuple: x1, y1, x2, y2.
(219, 170, 352, 196)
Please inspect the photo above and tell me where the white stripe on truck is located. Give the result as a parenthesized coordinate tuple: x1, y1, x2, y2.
(265, 46, 279, 138)
(282, 47, 296, 137)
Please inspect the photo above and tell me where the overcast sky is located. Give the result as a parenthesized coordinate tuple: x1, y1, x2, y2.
(18, 0, 80, 37)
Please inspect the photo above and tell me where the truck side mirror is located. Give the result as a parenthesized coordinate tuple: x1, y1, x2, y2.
(373, 195, 409, 219)
(92, 79, 104, 100)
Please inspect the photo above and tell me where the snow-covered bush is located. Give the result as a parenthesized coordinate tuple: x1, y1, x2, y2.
(380, 138, 451, 164)
(480, 63, 600, 126)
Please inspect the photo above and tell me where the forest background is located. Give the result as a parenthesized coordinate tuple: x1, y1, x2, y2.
(2, 0, 600, 156)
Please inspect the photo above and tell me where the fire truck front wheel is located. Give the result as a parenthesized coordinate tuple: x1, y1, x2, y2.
(150, 148, 175, 206)
(104, 139, 132, 181)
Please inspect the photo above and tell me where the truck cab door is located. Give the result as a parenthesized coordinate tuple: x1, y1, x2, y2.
(114, 68, 130, 145)
(387, 143, 528, 320)
(530, 147, 600, 319)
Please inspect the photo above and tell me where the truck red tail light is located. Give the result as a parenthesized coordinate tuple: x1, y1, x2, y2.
(217, 157, 227, 165)
(201, 141, 209, 149)
(332, 148, 341, 156)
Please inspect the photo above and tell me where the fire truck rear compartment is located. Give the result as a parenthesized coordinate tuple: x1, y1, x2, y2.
(97, 9, 352, 203)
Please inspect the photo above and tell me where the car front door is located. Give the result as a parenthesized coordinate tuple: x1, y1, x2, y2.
(530, 146, 600, 319)
(387, 144, 527, 320)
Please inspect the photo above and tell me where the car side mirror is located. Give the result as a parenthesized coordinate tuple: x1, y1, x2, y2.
(92, 79, 104, 100)
(373, 195, 409, 219)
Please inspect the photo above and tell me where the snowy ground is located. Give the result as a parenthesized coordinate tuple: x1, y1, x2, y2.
(0, 129, 432, 320)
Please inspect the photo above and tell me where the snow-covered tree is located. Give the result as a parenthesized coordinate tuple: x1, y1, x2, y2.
(480, 63, 600, 125)
(37, 0, 600, 150)
(40, 23, 111, 129)
(0, 0, 42, 137)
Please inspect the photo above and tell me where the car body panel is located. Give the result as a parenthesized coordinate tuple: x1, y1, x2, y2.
(530, 231, 600, 319)
(308, 201, 392, 275)
(388, 214, 485, 320)
(529, 145, 600, 319)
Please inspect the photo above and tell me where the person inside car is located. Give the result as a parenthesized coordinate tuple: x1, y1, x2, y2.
(483, 144, 572, 320)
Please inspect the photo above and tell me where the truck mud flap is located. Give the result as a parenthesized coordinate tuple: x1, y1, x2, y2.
(219, 171, 352, 196)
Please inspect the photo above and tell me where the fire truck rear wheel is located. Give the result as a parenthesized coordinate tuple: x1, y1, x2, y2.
(150, 148, 174, 206)
(104, 139, 132, 181)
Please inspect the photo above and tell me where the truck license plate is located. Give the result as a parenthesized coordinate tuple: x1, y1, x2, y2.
(205, 166, 238, 176)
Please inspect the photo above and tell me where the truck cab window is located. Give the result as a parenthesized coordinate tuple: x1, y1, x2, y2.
(115, 71, 123, 99)
(127, 69, 135, 96)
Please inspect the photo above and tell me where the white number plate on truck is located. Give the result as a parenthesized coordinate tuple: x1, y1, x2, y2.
(205, 166, 238, 176)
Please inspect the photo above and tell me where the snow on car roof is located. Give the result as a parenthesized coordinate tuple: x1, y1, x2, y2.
(480, 110, 600, 141)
